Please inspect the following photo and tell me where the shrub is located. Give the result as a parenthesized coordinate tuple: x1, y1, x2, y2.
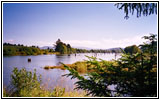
(4, 67, 66, 97)
(10, 68, 41, 97)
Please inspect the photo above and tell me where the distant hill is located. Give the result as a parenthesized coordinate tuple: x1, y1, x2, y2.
(41, 46, 123, 51)
(74, 46, 123, 51)
(73, 46, 92, 50)
(40, 46, 54, 50)
(107, 47, 123, 51)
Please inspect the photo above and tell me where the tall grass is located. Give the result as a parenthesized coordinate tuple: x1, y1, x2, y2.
(3, 86, 88, 97)
(43, 61, 88, 73)
(3, 67, 88, 97)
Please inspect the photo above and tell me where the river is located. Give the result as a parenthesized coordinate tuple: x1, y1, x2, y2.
(3, 53, 121, 91)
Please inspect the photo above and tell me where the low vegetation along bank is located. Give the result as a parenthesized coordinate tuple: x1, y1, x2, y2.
(3, 43, 59, 56)
(44, 59, 117, 74)
(3, 67, 88, 97)
(44, 61, 88, 73)
(3, 39, 122, 56)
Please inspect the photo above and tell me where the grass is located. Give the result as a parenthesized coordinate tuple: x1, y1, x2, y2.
(3, 67, 89, 97)
(3, 86, 88, 97)
(44, 61, 88, 73)
(62, 90, 88, 97)
(44, 64, 72, 70)
(72, 61, 87, 73)
(43, 59, 129, 75)
(43, 60, 117, 73)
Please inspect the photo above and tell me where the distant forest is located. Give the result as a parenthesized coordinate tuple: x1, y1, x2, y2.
(54, 39, 122, 54)
(3, 39, 125, 56)
(3, 43, 55, 56)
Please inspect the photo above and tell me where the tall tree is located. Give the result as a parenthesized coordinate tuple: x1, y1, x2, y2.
(55, 39, 70, 54)
(67, 44, 72, 54)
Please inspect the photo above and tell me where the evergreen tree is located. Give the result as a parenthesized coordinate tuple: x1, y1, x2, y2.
(64, 34, 157, 97)
(124, 45, 141, 55)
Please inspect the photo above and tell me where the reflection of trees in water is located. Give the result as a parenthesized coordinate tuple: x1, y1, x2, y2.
(55, 54, 71, 65)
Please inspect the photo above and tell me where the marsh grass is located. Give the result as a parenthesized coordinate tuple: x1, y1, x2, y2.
(62, 90, 88, 97)
(44, 64, 72, 70)
(44, 61, 88, 73)
(72, 61, 87, 73)
(3, 85, 87, 97)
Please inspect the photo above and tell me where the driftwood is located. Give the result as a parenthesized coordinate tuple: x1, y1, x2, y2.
(28, 58, 31, 62)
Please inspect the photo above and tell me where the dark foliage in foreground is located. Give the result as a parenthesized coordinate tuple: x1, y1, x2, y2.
(64, 34, 157, 97)
(115, 3, 157, 19)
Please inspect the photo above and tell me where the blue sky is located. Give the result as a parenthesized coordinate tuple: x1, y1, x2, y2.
(3, 3, 157, 49)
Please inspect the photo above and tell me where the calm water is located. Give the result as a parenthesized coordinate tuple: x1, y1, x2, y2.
(3, 53, 120, 91)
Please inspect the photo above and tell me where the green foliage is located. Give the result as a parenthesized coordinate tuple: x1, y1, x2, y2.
(3, 43, 56, 56)
(67, 44, 72, 54)
(3, 43, 42, 56)
(64, 57, 116, 97)
(115, 3, 157, 19)
(10, 67, 41, 96)
(140, 33, 157, 54)
(55, 41, 66, 54)
(124, 45, 141, 55)
(5, 67, 67, 97)
(74, 61, 88, 73)
(3, 46, 17, 56)
(64, 34, 157, 97)
(51, 87, 65, 97)
(75, 48, 122, 53)
(3, 87, 9, 97)
(54, 39, 122, 54)
(55, 39, 76, 54)
(4, 67, 88, 97)
(55, 39, 69, 54)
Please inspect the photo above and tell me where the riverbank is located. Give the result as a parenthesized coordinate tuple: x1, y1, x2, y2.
(3, 67, 89, 97)
(3, 86, 88, 97)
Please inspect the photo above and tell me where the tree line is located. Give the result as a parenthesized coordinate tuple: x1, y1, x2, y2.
(3, 39, 143, 56)
(54, 39, 123, 54)
(3, 43, 54, 56)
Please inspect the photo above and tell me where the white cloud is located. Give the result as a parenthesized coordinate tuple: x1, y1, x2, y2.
(64, 40, 101, 47)
(63, 35, 147, 49)
(28, 34, 149, 49)
(4, 39, 15, 43)
(32, 41, 54, 47)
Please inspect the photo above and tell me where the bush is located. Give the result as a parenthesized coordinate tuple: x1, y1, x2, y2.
(10, 68, 41, 96)
(3, 44, 43, 56)
(5, 67, 66, 97)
